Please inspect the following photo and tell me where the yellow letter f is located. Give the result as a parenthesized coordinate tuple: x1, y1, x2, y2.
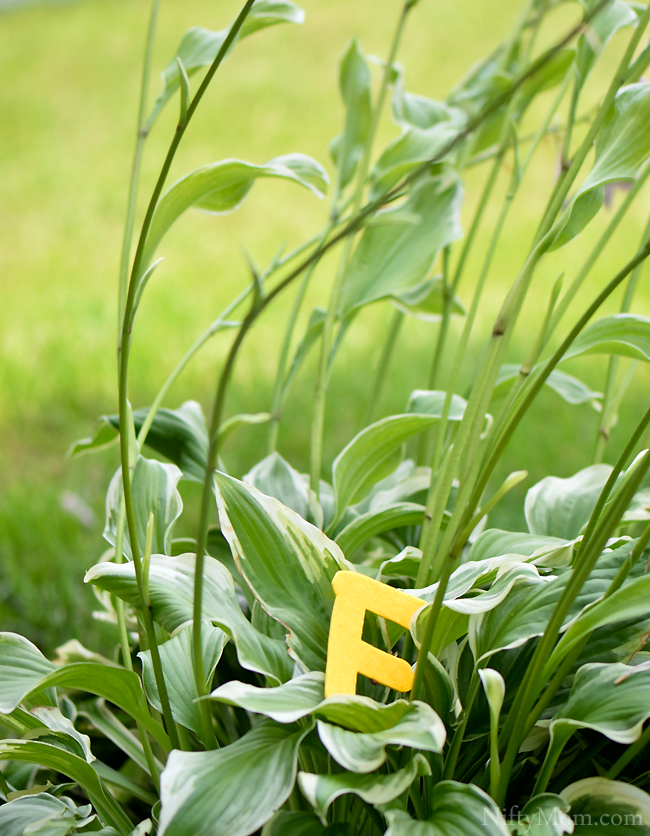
(324, 571, 426, 698)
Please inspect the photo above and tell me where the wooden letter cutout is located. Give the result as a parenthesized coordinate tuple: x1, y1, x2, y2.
(325, 571, 426, 698)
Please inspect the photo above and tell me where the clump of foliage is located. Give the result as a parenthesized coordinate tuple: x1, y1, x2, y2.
(4, 0, 650, 834)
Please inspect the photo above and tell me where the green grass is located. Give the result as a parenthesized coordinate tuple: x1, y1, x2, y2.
(2, 0, 650, 654)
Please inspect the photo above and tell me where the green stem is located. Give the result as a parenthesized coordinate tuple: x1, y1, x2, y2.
(410, 559, 455, 700)
(137, 287, 250, 448)
(137, 232, 324, 452)
(118, 0, 258, 752)
(310, 0, 411, 492)
(420, 70, 571, 551)
(548, 164, 650, 340)
(593, 209, 650, 462)
(525, 518, 650, 736)
(419, 247, 452, 464)
(117, 0, 160, 342)
(192, 312, 255, 749)
(607, 723, 650, 779)
(535, 3, 650, 244)
(497, 435, 650, 802)
(443, 672, 481, 779)
(463, 243, 650, 557)
(560, 72, 580, 176)
(429, 66, 650, 592)
(268, 227, 333, 453)
(533, 735, 570, 795)
(363, 308, 404, 427)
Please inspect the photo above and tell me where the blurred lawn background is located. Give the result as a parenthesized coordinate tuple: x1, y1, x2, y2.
(2, 0, 650, 655)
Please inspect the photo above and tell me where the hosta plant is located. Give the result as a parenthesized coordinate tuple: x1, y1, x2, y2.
(5, 0, 650, 834)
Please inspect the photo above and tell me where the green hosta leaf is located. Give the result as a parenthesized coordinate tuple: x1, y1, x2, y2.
(104, 456, 183, 559)
(494, 365, 601, 406)
(0, 633, 57, 713)
(549, 83, 650, 250)
(414, 562, 547, 615)
(407, 390, 467, 421)
(78, 700, 161, 775)
(370, 122, 460, 199)
(563, 314, 650, 363)
(390, 275, 465, 321)
(468, 529, 576, 569)
(218, 411, 271, 445)
(562, 778, 650, 835)
(150, 1, 304, 125)
(379, 547, 424, 580)
(334, 502, 425, 558)
(339, 177, 463, 315)
(518, 48, 575, 108)
(316, 701, 445, 773)
(544, 572, 650, 677)
(29, 706, 94, 764)
(0, 793, 96, 836)
(0, 634, 166, 750)
(469, 542, 636, 663)
(330, 39, 372, 190)
(86, 554, 292, 683)
(516, 794, 573, 836)
(549, 186, 605, 252)
(384, 780, 510, 836)
(244, 452, 310, 520)
(549, 663, 650, 748)
(140, 155, 327, 277)
(158, 719, 311, 836)
(623, 487, 650, 522)
(215, 474, 350, 671)
(574, 615, 650, 670)
(67, 418, 118, 459)
(412, 553, 538, 608)
(349, 459, 431, 515)
(392, 78, 462, 131)
(108, 401, 209, 482)
(331, 414, 438, 525)
(139, 622, 226, 734)
(211, 672, 442, 737)
(479, 668, 505, 723)
(299, 753, 430, 823)
(262, 812, 333, 836)
(211, 672, 326, 723)
(0, 742, 132, 835)
(524, 464, 612, 539)
(577, 0, 637, 83)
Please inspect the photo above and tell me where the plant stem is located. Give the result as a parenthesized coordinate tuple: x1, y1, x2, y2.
(410, 559, 455, 699)
(137, 289, 250, 447)
(593, 210, 650, 462)
(117, 0, 160, 343)
(607, 723, 650, 779)
(497, 434, 650, 802)
(526, 518, 650, 736)
(363, 308, 404, 427)
(443, 672, 481, 779)
(268, 227, 333, 453)
(192, 312, 255, 749)
(535, 3, 650, 245)
(310, 1, 411, 492)
(533, 735, 569, 795)
(548, 164, 650, 340)
(419, 247, 452, 464)
(117, 0, 257, 753)
(465, 244, 650, 574)
(419, 71, 571, 552)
